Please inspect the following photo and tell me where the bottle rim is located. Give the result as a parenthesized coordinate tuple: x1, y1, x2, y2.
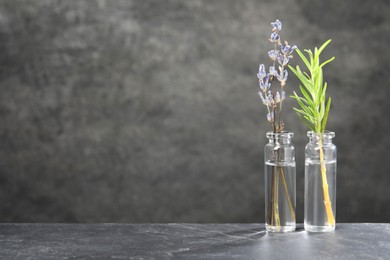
(266, 131, 294, 139)
(307, 130, 335, 139)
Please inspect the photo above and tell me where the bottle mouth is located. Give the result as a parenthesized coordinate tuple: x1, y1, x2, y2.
(266, 131, 294, 140)
(307, 130, 335, 139)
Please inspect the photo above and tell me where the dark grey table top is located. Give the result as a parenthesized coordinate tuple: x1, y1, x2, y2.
(0, 223, 389, 259)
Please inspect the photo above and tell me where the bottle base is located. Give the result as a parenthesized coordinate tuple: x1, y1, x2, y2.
(304, 223, 335, 232)
(266, 224, 296, 233)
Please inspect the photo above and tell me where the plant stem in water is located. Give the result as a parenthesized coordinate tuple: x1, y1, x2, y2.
(268, 145, 296, 229)
(319, 138, 335, 225)
(279, 166, 296, 222)
(268, 168, 276, 226)
(273, 164, 281, 228)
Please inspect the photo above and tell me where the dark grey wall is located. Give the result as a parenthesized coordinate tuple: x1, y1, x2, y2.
(0, 0, 389, 223)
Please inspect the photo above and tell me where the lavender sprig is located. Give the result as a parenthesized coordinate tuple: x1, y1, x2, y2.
(257, 19, 296, 132)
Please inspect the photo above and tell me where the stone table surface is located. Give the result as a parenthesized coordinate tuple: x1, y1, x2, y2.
(0, 223, 389, 259)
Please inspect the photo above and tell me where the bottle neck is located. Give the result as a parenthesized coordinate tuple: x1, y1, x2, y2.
(307, 131, 335, 145)
(309, 137, 333, 145)
(268, 138, 291, 145)
(266, 131, 293, 145)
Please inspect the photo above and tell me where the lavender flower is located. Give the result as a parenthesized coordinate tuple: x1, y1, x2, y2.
(277, 55, 290, 66)
(258, 91, 273, 106)
(257, 64, 267, 80)
(267, 90, 275, 107)
(258, 18, 298, 231)
(277, 70, 288, 87)
(270, 32, 280, 42)
(281, 42, 297, 56)
(259, 75, 271, 91)
(271, 19, 282, 31)
(258, 92, 267, 105)
(259, 91, 265, 102)
(276, 69, 288, 81)
(275, 91, 281, 103)
(267, 112, 274, 122)
(269, 66, 278, 77)
(268, 50, 279, 61)
(256, 19, 297, 130)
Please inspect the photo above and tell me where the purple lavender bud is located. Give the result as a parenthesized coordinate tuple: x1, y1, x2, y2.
(271, 19, 282, 31)
(270, 32, 280, 42)
(277, 55, 290, 66)
(275, 91, 281, 103)
(259, 91, 273, 106)
(258, 91, 265, 103)
(266, 75, 272, 89)
(259, 75, 271, 91)
(291, 45, 297, 52)
(281, 44, 291, 55)
(267, 90, 274, 105)
(257, 64, 267, 80)
(277, 55, 283, 65)
(281, 43, 297, 55)
(277, 70, 288, 82)
(259, 81, 265, 91)
(283, 70, 288, 81)
(267, 112, 274, 122)
(269, 66, 278, 77)
(268, 50, 279, 61)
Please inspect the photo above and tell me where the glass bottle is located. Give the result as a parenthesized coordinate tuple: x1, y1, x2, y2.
(304, 131, 337, 232)
(264, 131, 296, 232)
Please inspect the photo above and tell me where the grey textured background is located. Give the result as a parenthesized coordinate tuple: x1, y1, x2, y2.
(0, 0, 389, 223)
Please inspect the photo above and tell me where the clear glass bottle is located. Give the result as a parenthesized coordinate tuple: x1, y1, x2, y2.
(264, 131, 296, 232)
(304, 131, 337, 232)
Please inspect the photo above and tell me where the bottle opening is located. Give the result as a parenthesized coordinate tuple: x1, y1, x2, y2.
(307, 131, 335, 141)
(266, 131, 294, 142)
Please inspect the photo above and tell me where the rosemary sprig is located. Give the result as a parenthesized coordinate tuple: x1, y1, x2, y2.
(289, 39, 336, 225)
(288, 39, 335, 133)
